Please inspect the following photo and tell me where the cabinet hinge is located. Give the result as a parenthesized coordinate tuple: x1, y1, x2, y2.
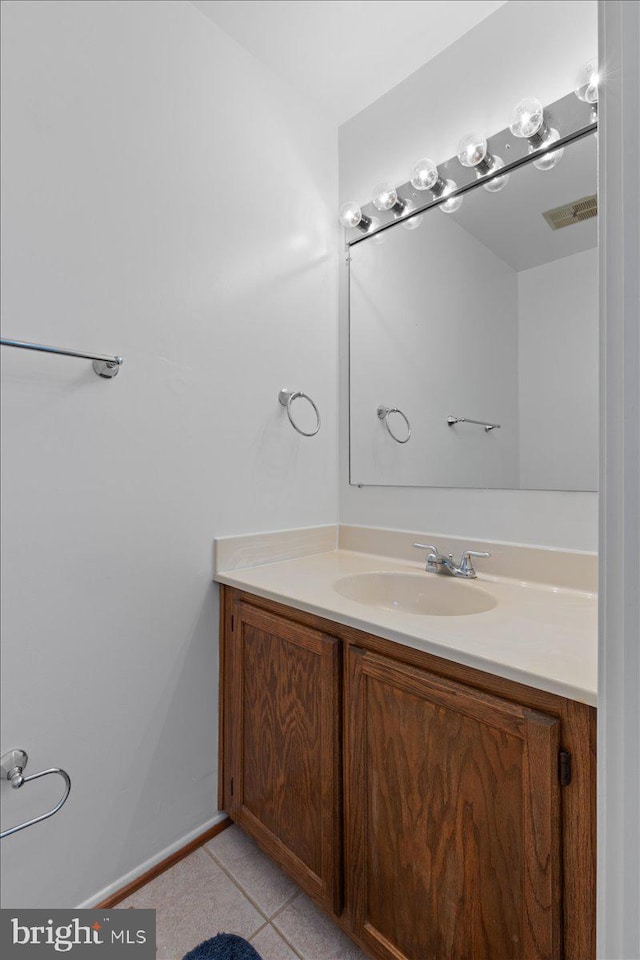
(230, 777, 234, 798)
(558, 749, 572, 786)
(230, 615, 234, 632)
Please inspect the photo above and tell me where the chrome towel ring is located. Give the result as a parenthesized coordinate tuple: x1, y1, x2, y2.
(0, 749, 71, 839)
(377, 405, 411, 443)
(278, 388, 321, 437)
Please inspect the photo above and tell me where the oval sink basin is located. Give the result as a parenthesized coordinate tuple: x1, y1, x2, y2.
(333, 572, 497, 617)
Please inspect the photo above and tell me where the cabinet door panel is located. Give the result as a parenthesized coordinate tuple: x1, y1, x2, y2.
(346, 648, 562, 960)
(228, 602, 341, 912)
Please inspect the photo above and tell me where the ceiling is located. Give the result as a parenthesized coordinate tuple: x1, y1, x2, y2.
(451, 132, 597, 271)
(190, 0, 507, 125)
(352, 134, 597, 273)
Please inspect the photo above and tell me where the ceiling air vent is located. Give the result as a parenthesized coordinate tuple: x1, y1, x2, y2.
(543, 194, 598, 230)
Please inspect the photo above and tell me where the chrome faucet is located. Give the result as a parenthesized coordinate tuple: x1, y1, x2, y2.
(412, 543, 491, 579)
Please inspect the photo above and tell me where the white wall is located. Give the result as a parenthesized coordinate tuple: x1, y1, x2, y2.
(0, 0, 337, 907)
(518, 248, 599, 491)
(349, 210, 520, 488)
(339, 0, 599, 550)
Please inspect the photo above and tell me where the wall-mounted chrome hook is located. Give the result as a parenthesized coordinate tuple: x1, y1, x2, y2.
(1, 748, 71, 839)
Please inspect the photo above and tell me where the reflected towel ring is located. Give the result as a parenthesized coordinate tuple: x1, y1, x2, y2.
(377, 405, 411, 443)
(278, 388, 321, 437)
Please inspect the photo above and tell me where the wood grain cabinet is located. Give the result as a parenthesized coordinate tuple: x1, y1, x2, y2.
(219, 587, 595, 960)
(220, 599, 342, 913)
(346, 647, 561, 960)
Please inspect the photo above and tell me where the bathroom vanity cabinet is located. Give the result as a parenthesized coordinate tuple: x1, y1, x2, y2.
(219, 586, 595, 960)
(221, 598, 343, 915)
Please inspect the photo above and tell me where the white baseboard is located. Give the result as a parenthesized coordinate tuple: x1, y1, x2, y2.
(76, 812, 228, 909)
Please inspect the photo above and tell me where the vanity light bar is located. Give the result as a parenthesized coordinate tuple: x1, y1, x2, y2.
(341, 62, 599, 245)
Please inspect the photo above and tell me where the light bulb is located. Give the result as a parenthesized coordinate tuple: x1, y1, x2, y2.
(532, 128, 564, 171)
(439, 180, 463, 214)
(339, 202, 362, 228)
(483, 156, 509, 193)
(575, 58, 599, 104)
(401, 200, 421, 229)
(510, 97, 544, 138)
(403, 212, 424, 231)
(457, 133, 487, 168)
(458, 133, 507, 189)
(339, 201, 371, 232)
(372, 181, 405, 213)
(509, 97, 564, 170)
(410, 159, 461, 212)
(410, 158, 438, 191)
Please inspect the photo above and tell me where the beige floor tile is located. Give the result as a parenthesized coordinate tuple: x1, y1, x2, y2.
(273, 894, 367, 960)
(118, 848, 264, 959)
(250, 923, 301, 960)
(206, 825, 298, 918)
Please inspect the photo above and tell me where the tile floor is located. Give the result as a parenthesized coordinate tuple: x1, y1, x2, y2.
(119, 825, 368, 960)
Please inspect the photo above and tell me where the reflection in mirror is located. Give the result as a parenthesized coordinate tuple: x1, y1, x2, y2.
(349, 132, 597, 491)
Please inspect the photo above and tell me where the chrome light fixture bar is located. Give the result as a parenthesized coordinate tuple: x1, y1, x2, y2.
(343, 89, 597, 246)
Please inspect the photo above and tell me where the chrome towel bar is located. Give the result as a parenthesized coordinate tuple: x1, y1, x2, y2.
(0, 749, 71, 839)
(447, 416, 501, 433)
(1, 337, 123, 378)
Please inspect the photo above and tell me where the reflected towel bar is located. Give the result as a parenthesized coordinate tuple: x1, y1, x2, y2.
(0, 749, 71, 839)
(447, 416, 501, 433)
(1, 337, 123, 378)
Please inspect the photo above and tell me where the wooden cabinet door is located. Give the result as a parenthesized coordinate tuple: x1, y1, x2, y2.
(226, 601, 342, 913)
(346, 647, 563, 960)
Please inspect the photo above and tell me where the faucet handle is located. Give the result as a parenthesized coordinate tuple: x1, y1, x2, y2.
(412, 542, 440, 558)
(459, 549, 491, 577)
(412, 543, 444, 572)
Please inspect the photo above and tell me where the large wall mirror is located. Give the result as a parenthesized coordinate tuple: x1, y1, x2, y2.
(349, 131, 597, 491)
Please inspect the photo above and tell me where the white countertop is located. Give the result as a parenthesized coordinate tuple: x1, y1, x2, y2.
(214, 548, 597, 707)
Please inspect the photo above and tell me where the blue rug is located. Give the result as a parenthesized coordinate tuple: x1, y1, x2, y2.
(183, 933, 262, 960)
